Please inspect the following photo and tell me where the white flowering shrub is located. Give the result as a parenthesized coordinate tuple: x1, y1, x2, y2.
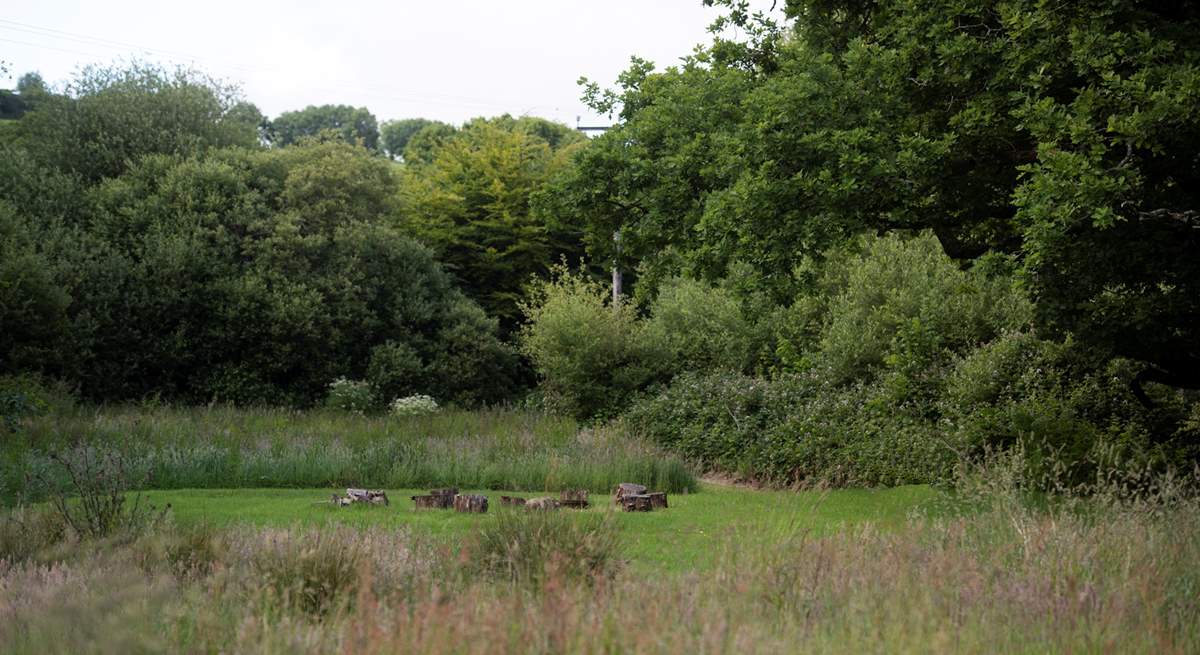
(389, 394, 439, 417)
(325, 377, 375, 414)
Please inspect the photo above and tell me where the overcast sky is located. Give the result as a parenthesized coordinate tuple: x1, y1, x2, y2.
(1, 0, 780, 128)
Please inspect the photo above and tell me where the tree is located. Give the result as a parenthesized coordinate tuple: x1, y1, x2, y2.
(398, 116, 586, 328)
(381, 118, 442, 160)
(267, 104, 380, 151)
(401, 121, 459, 165)
(770, 0, 1200, 399)
(11, 62, 259, 182)
(553, 0, 1200, 398)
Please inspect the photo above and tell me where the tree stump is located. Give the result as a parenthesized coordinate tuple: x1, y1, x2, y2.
(339, 488, 388, 506)
(453, 494, 488, 513)
(430, 488, 459, 508)
(560, 489, 590, 509)
(647, 492, 668, 509)
(525, 497, 560, 511)
(411, 495, 445, 510)
(499, 496, 527, 507)
(620, 494, 654, 512)
(613, 483, 647, 505)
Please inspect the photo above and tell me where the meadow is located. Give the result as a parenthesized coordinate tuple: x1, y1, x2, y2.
(2, 407, 1198, 653)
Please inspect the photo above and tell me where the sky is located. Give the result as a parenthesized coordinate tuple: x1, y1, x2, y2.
(1, 0, 781, 128)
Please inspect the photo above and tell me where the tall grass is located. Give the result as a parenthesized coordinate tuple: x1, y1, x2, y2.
(1, 407, 696, 501)
(1, 475, 1197, 654)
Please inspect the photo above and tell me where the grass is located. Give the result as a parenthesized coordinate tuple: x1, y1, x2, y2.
(2, 406, 696, 502)
(4, 406, 1198, 651)
(136, 483, 938, 573)
(1, 477, 1196, 654)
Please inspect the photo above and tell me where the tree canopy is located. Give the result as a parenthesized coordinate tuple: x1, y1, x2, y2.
(399, 115, 587, 329)
(267, 103, 381, 151)
(381, 118, 445, 160)
(546, 0, 1200, 398)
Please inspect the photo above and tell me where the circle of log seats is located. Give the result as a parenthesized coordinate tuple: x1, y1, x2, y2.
(499, 496, 527, 507)
(453, 494, 488, 513)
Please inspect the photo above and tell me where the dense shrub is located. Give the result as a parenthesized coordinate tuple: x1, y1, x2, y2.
(324, 378, 374, 414)
(0, 375, 73, 434)
(643, 276, 758, 374)
(520, 268, 668, 420)
(624, 234, 1193, 488)
(625, 371, 950, 486)
(807, 233, 1031, 383)
(2, 141, 516, 406)
(0, 205, 71, 376)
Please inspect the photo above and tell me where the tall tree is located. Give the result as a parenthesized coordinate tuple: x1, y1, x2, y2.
(553, 0, 1200, 397)
(399, 116, 586, 328)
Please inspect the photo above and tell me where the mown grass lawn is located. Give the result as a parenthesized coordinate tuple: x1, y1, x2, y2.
(142, 483, 939, 573)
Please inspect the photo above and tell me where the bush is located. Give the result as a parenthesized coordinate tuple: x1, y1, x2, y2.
(643, 276, 757, 374)
(520, 268, 668, 420)
(389, 394, 439, 417)
(39, 446, 166, 539)
(810, 232, 1032, 383)
(324, 378, 375, 414)
(0, 374, 72, 434)
(625, 370, 950, 486)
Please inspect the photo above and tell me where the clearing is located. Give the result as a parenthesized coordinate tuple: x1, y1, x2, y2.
(142, 483, 938, 573)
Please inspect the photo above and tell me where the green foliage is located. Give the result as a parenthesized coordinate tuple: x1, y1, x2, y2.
(624, 234, 1192, 488)
(11, 62, 258, 182)
(520, 268, 667, 421)
(324, 378, 375, 414)
(811, 233, 1032, 383)
(401, 121, 459, 165)
(380, 118, 443, 160)
(400, 116, 588, 328)
(554, 1, 1200, 399)
(267, 104, 380, 150)
(0, 205, 71, 375)
(2, 131, 514, 406)
(642, 276, 758, 374)
(626, 370, 950, 486)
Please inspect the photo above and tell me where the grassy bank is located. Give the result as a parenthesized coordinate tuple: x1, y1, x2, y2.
(1, 481, 1196, 653)
(2, 407, 696, 502)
